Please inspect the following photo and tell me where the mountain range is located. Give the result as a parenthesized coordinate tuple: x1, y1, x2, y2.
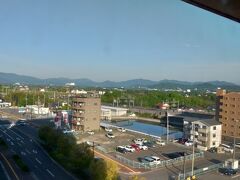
(0, 72, 240, 91)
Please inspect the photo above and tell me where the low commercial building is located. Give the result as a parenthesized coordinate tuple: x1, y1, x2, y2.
(184, 118, 222, 151)
(101, 106, 128, 120)
(26, 105, 50, 115)
(0, 102, 11, 108)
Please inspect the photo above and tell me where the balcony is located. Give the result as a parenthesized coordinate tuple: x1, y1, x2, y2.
(197, 135, 208, 142)
(72, 112, 85, 117)
(197, 128, 208, 134)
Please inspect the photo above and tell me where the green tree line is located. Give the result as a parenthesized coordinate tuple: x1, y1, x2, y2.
(101, 90, 216, 109)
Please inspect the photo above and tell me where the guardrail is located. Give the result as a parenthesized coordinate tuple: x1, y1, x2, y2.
(115, 151, 204, 170)
(178, 163, 224, 180)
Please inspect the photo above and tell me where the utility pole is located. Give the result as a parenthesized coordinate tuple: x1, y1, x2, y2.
(166, 110, 169, 143)
(191, 123, 195, 177)
(38, 95, 40, 115)
(183, 152, 186, 180)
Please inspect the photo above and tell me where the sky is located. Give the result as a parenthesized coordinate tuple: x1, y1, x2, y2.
(0, 0, 240, 84)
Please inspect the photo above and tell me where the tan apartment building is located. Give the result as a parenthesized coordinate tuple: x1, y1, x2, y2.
(216, 89, 240, 141)
(71, 92, 101, 132)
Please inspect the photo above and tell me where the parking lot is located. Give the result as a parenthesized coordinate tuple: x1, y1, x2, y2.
(77, 126, 196, 164)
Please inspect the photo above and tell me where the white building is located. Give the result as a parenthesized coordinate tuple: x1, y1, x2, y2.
(188, 119, 222, 151)
(0, 102, 11, 108)
(101, 106, 128, 120)
(26, 105, 50, 115)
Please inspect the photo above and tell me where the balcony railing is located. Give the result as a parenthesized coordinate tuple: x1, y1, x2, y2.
(197, 128, 208, 134)
(197, 135, 207, 142)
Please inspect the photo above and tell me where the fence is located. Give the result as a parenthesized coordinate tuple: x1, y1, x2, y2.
(178, 163, 224, 180)
(115, 151, 204, 170)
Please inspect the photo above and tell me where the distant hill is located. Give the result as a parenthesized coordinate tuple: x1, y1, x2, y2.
(0, 72, 240, 90)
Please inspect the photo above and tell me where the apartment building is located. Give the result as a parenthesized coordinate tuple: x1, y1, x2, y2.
(71, 92, 101, 132)
(184, 118, 222, 151)
(216, 89, 240, 141)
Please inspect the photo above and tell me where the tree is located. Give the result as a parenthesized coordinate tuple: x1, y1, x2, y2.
(105, 160, 119, 180)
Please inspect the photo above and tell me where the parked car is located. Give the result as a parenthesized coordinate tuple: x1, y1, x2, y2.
(87, 130, 94, 135)
(208, 147, 217, 153)
(185, 141, 193, 146)
(143, 156, 156, 166)
(117, 128, 126, 132)
(156, 139, 166, 146)
(106, 133, 115, 138)
(178, 138, 188, 144)
(134, 139, 143, 145)
(131, 144, 140, 152)
(143, 141, 156, 148)
(124, 145, 135, 152)
(219, 168, 237, 176)
(116, 146, 127, 154)
(105, 127, 113, 132)
(138, 145, 148, 150)
(221, 144, 234, 153)
(150, 156, 161, 165)
(235, 143, 240, 149)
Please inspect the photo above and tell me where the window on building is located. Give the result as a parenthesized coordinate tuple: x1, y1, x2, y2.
(213, 126, 216, 130)
(232, 118, 235, 121)
(225, 111, 227, 113)
(213, 134, 216, 138)
(212, 142, 216, 146)
(223, 130, 226, 134)
(202, 125, 207, 129)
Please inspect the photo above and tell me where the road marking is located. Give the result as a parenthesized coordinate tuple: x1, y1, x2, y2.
(0, 152, 20, 180)
(0, 128, 14, 140)
(46, 169, 55, 177)
(31, 172, 39, 180)
(26, 149, 31, 154)
(35, 158, 42, 164)
(8, 129, 24, 140)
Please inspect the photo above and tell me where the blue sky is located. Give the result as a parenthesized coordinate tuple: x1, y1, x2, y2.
(0, 0, 239, 84)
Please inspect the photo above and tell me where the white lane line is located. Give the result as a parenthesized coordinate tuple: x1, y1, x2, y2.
(46, 169, 55, 177)
(31, 172, 39, 180)
(26, 149, 31, 154)
(0, 128, 14, 140)
(8, 129, 24, 140)
(35, 158, 42, 165)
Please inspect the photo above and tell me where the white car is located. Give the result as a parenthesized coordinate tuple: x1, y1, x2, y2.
(156, 140, 166, 146)
(235, 143, 240, 149)
(117, 128, 126, 132)
(134, 138, 147, 145)
(124, 145, 135, 152)
(106, 133, 115, 138)
(105, 127, 113, 132)
(87, 131, 94, 135)
(150, 156, 161, 165)
(185, 141, 193, 146)
(138, 145, 148, 150)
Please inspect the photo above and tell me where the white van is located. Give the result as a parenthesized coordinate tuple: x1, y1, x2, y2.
(221, 144, 234, 153)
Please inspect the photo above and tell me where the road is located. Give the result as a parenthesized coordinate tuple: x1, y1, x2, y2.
(0, 123, 76, 180)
